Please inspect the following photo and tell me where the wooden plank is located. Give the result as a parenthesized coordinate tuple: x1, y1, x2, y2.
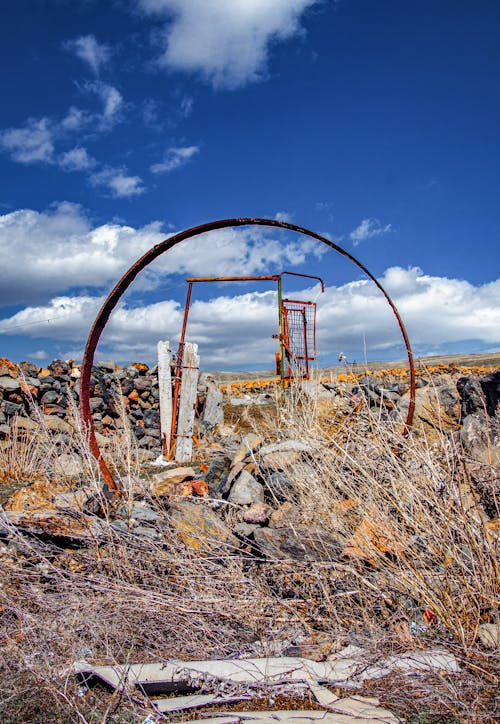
(175, 342, 200, 463)
(202, 374, 223, 431)
(157, 340, 172, 456)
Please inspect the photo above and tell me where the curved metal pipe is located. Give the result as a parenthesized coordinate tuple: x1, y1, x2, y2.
(80, 218, 416, 492)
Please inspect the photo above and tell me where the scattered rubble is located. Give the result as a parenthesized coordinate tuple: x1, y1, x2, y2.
(74, 646, 459, 719)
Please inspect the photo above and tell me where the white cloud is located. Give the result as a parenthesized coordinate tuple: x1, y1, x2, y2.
(60, 106, 92, 131)
(59, 147, 97, 171)
(90, 167, 146, 197)
(27, 349, 48, 361)
(0, 117, 55, 164)
(275, 211, 293, 223)
(2, 268, 499, 367)
(150, 145, 199, 173)
(138, 0, 320, 89)
(85, 81, 124, 127)
(350, 218, 393, 245)
(64, 35, 111, 75)
(0, 204, 324, 307)
(0, 83, 124, 172)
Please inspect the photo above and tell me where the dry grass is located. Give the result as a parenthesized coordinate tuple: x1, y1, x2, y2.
(0, 376, 498, 723)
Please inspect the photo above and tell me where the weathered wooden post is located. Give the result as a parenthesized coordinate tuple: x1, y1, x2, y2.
(157, 340, 172, 458)
(175, 342, 200, 463)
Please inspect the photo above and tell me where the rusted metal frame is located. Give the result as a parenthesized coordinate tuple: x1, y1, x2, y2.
(186, 275, 280, 283)
(80, 217, 416, 493)
(281, 298, 317, 365)
(281, 303, 291, 379)
(302, 307, 309, 377)
(281, 270, 326, 293)
(277, 275, 285, 386)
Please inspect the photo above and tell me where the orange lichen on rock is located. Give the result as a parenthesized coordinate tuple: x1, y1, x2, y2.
(342, 513, 406, 566)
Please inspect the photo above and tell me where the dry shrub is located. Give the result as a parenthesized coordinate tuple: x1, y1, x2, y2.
(0, 375, 498, 723)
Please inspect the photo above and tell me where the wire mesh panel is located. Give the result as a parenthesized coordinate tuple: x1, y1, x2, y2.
(282, 299, 317, 377)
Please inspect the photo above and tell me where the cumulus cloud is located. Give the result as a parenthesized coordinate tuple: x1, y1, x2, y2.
(137, 0, 320, 89)
(59, 147, 97, 171)
(0, 203, 324, 307)
(64, 35, 111, 75)
(90, 167, 145, 197)
(350, 218, 393, 245)
(150, 145, 200, 173)
(1, 267, 499, 367)
(0, 117, 55, 164)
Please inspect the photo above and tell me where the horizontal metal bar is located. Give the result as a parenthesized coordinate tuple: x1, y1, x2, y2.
(185, 275, 280, 283)
(282, 298, 316, 305)
(281, 270, 325, 293)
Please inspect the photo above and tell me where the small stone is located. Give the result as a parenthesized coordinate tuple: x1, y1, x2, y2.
(284, 632, 335, 661)
(266, 471, 293, 501)
(133, 525, 160, 540)
(55, 453, 84, 479)
(205, 456, 231, 494)
(0, 358, 19, 378)
(478, 623, 500, 649)
(96, 360, 116, 372)
(40, 390, 59, 404)
(111, 519, 135, 533)
(234, 522, 258, 538)
(115, 503, 161, 523)
(42, 403, 66, 416)
(191, 479, 209, 496)
(0, 376, 21, 393)
(168, 500, 239, 552)
(151, 466, 196, 496)
(143, 408, 160, 429)
(20, 380, 39, 398)
(48, 360, 70, 377)
(231, 433, 262, 466)
(243, 502, 272, 524)
(3, 401, 23, 417)
(43, 415, 72, 433)
(228, 470, 264, 505)
(269, 501, 299, 528)
(130, 362, 149, 374)
(12, 417, 39, 432)
(259, 439, 314, 468)
(254, 526, 341, 561)
(53, 487, 94, 510)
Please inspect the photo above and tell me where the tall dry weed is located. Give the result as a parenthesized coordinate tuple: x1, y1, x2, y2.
(0, 373, 498, 722)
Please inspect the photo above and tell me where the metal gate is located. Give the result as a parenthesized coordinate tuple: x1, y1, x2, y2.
(281, 299, 317, 378)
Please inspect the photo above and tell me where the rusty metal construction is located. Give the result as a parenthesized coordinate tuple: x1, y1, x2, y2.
(79, 218, 416, 493)
(168, 271, 324, 457)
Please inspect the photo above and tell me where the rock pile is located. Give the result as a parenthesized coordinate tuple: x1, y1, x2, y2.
(0, 357, 220, 452)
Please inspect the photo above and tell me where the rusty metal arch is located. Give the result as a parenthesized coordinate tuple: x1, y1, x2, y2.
(80, 218, 416, 493)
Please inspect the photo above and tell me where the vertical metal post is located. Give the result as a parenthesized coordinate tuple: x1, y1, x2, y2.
(277, 276, 285, 388)
(302, 308, 309, 378)
(170, 282, 193, 457)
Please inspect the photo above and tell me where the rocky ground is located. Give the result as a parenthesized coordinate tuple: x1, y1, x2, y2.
(0, 355, 498, 722)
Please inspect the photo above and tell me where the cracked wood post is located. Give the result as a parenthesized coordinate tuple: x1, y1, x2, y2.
(157, 340, 172, 457)
(175, 342, 200, 463)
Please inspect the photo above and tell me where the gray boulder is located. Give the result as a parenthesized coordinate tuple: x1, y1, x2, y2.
(228, 470, 265, 505)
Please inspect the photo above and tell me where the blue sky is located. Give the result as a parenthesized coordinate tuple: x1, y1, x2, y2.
(0, 0, 498, 370)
